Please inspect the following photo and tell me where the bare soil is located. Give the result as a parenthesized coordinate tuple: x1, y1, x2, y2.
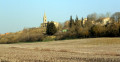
(0, 38, 120, 62)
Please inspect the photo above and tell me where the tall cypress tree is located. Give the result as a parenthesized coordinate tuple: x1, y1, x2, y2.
(75, 15, 79, 26)
(81, 17, 84, 27)
(69, 16, 74, 28)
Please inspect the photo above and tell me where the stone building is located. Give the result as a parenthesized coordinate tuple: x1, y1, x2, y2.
(95, 17, 111, 25)
(101, 17, 111, 25)
(41, 13, 59, 28)
(82, 18, 87, 25)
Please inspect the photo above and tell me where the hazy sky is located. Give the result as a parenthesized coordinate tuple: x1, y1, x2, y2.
(0, 0, 120, 34)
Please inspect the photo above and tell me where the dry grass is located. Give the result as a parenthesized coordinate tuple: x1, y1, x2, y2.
(95, 52, 120, 56)
(0, 38, 120, 62)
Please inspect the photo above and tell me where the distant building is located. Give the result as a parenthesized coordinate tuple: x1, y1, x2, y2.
(91, 21, 95, 24)
(5, 33, 9, 35)
(82, 18, 87, 25)
(0, 33, 10, 36)
(102, 17, 111, 25)
(81, 17, 111, 26)
(41, 12, 59, 28)
(53, 22, 59, 28)
(96, 17, 111, 25)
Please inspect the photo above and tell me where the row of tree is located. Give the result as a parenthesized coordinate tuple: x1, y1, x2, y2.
(0, 12, 120, 44)
(56, 12, 120, 39)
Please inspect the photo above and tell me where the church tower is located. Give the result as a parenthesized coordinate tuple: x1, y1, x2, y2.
(43, 12, 47, 23)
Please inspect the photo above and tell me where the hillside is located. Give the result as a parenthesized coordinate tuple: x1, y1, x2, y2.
(0, 38, 120, 62)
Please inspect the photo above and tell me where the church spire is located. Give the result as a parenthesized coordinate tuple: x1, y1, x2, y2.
(44, 12, 46, 17)
(43, 12, 47, 23)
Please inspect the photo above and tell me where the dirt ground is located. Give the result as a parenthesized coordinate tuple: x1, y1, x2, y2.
(0, 38, 120, 62)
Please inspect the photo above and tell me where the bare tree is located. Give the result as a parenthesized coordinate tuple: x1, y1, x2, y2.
(87, 13, 98, 21)
(111, 12, 120, 22)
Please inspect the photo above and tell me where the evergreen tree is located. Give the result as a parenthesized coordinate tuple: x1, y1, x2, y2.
(75, 15, 79, 22)
(75, 16, 82, 37)
(69, 16, 74, 28)
(46, 22, 57, 35)
(68, 16, 76, 38)
(81, 17, 84, 27)
(75, 15, 81, 27)
(82, 17, 84, 21)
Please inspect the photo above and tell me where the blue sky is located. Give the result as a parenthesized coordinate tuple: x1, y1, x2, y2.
(0, 0, 120, 34)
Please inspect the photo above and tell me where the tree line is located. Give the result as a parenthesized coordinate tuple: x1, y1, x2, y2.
(56, 12, 120, 40)
(0, 12, 120, 44)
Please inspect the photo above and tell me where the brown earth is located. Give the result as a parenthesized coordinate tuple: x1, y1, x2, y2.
(0, 38, 120, 62)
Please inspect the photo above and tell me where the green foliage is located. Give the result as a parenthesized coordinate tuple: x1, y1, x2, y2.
(75, 16, 82, 28)
(74, 16, 83, 37)
(46, 22, 57, 35)
(69, 16, 75, 28)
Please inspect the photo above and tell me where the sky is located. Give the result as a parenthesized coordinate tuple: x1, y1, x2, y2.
(0, 0, 120, 34)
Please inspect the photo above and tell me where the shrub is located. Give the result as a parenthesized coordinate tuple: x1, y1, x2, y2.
(0, 38, 9, 44)
(0, 28, 45, 44)
(18, 32, 45, 42)
(43, 36, 56, 41)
